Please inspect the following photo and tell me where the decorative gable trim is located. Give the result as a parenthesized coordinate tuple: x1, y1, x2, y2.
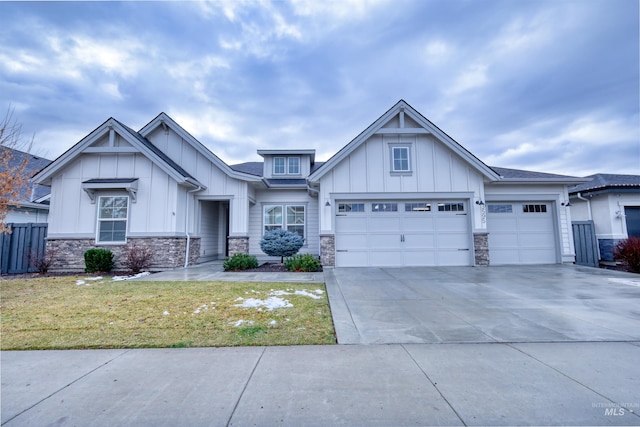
(82, 178, 139, 203)
(308, 99, 500, 183)
(32, 118, 205, 189)
(138, 113, 261, 182)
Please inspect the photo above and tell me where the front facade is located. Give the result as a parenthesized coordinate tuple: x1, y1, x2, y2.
(33, 100, 586, 271)
(569, 174, 640, 262)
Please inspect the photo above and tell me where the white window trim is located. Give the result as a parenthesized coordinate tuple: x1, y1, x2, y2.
(273, 156, 301, 176)
(389, 144, 412, 174)
(96, 195, 129, 244)
(262, 203, 306, 242)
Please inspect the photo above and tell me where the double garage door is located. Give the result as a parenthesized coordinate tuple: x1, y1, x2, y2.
(335, 200, 471, 267)
(487, 202, 558, 265)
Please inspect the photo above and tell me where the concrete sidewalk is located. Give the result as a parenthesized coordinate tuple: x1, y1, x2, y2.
(2, 342, 640, 426)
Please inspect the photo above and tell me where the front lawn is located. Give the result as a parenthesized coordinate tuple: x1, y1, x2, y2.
(0, 276, 336, 350)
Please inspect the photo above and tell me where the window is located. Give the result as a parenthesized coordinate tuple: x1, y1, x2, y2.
(263, 204, 305, 239)
(488, 204, 513, 214)
(523, 204, 547, 213)
(392, 146, 410, 172)
(273, 157, 301, 175)
(97, 196, 128, 243)
(438, 202, 464, 212)
(372, 202, 398, 212)
(405, 202, 431, 212)
(287, 157, 300, 174)
(274, 157, 285, 175)
(338, 203, 365, 213)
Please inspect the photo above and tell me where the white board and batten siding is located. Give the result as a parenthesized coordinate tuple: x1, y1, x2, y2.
(47, 151, 179, 238)
(248, 189, 319, 260)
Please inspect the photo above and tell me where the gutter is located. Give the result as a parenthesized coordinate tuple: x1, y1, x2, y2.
(576, 192, 592, 220)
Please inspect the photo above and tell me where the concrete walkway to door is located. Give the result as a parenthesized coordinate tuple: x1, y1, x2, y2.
(325, 264, 640, 345)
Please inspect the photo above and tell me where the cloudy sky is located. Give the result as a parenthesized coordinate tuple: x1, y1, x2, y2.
(1, 0, 638, 176)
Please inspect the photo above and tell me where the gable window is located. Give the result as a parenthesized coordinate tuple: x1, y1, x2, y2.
(273, 157, 301, 175)
(97, 196, 128, 243)
(391, 146, 410, 172)
(263, 204, 305, 239)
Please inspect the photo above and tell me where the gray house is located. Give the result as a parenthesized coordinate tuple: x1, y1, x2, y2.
(33, 100, 587, 271)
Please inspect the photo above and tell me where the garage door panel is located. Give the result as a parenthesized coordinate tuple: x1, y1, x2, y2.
(435, 216, 468, 231)
(336, 217, 367, 233)
(403, 217, 435, 231)
(436, 249, 471, 266)
(403, 234, 435, 249)
(336, 234, 368, 250)
(436, 232, 470, 249)
(403, 250, 437, 266)
(336, 251, 368, 267)
(518, 217, 551, 231)
(369, 251, 403, 267)
(488, 233, 519, 247)
(368, 217, 401, 231)
(368, 233, 402, 249)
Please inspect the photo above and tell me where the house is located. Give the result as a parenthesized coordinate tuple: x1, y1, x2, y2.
(1, 147, 51, 224)
(32, 100, 588, 271)
(569, 174, 640, 263)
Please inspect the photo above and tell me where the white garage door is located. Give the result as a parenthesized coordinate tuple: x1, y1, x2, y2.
(487, 202, 557, 265)
(335, 200, 471, 267)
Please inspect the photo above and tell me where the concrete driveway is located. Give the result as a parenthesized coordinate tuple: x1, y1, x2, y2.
(325, 264, 640, 345)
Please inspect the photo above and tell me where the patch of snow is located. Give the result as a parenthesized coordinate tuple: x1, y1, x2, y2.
(234, 296, 293, 311)
(231, 319, 255, 327)
(163, 311, 170, 316)
(111, 271, 151, 281)
(76, 280, 86, 286)
(270, 289, 324, 299)
(608, 278, 640, 287)
(269, 320, 277, 325)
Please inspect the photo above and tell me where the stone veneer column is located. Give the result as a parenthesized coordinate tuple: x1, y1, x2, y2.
(320, 234, 335, 267)
(473, 232, 490, 266)
(227, 236, 249, 256)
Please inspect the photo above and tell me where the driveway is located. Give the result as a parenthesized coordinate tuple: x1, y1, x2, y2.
(324, 264, 640, 344)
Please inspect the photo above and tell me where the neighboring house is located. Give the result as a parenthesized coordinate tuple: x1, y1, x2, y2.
(569, 174, 640, 263)
(33, 100, 587, 271)
(1, 147, 51, 224)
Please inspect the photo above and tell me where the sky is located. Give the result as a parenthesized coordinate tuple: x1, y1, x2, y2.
(1, 0, 638, 177)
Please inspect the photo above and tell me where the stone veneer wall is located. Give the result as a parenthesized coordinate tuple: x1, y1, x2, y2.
(228, 236, 249, 256)
(473, 232, 490, 266)
(46, 237, 200, 272)
(320, 234, 335, 267)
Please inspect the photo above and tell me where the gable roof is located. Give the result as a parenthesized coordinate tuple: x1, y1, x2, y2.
(308, 99, 501, 182)
(1, 146, 52, 203)
(32, 117, 204, 188)
(491, 166, 589, 184)
(138, 113, 261, 182)
(569, 173, 640, 194)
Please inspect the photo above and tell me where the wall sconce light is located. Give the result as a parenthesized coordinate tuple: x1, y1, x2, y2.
(475, 200, 485, 205)
(561, 201, 572, 207)
(325, 200, 331, 207)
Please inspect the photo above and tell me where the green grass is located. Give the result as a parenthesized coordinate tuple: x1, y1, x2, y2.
(0, 276, 336, 350)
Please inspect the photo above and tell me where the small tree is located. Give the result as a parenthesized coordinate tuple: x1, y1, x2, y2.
(260, 229, 304, 263)
(614, 237, 640, 273)
(121, 242, 154, 274)
(0, 109, 32, 233)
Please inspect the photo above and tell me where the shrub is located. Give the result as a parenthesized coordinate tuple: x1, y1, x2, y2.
(84, 248, 114, 273)
(224, 253, 259, 271)
(29, 247, 58, 274)
(613, 237, 640, 273)
(121, 242, 154, 274)
(284, 253, 321, 272)
(260, 229, 304, 263)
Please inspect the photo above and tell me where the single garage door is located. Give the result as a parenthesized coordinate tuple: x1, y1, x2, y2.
(487, 202, 558, 265)
(335, 200, 471, 267)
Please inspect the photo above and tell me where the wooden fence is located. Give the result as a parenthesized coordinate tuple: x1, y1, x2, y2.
(572, 221, 599, 267)
(0, 223, 48, 274)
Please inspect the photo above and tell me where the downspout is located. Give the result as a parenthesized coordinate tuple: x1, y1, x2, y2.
(184, 185, 203, 268)
(577, 192, 592, 220)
